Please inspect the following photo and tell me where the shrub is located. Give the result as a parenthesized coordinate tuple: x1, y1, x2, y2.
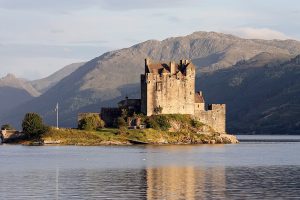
(1, 124, 14, 130)
(146, 115, 170, 131)
(153, 106, 163, 114)
(191, 119, 204, 128)
(145, 117, 160, 130)
(116, 117, 127, 128)
(78, 114, 105, 131)
(22, 113, 49, 138)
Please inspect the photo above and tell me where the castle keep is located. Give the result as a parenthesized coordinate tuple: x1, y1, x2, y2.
(141, 59, 195, 116)
(100, 59, 226, 133)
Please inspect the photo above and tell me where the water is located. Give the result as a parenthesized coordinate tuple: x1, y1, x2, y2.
(0, 135, 300, 199)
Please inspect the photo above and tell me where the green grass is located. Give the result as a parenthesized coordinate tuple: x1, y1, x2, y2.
(41, 127, 216, 145)
(42, 128, 124, 145)
(38, 114, 227, 145)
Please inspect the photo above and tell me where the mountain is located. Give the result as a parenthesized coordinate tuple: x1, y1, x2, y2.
(30, 62, 85, 93)
(197, 54, 300, 134)
(1, 31, 300, 133)
(0, 74, 40, 115)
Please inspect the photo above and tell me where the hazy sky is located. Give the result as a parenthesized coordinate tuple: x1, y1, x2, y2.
(1, 0, 300, 80)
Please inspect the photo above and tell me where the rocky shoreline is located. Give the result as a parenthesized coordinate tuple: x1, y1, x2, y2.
(40, 129, 238, 146)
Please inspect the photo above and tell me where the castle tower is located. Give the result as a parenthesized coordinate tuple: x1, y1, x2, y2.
(141, 59, 196, 116)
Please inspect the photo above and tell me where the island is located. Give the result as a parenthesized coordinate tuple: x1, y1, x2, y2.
(1, 59, 238, 145)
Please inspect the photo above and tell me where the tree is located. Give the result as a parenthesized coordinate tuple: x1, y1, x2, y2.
(154, 106, 163, 114)
(1, 124, 14, 130)
(146, 115, 170, 131)
(117, 117, 127, 128)
(78, 114, 105, 131)
(22, 113, 48, 138)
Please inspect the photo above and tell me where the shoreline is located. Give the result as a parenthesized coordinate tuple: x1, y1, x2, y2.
(12, 128, 238, 146)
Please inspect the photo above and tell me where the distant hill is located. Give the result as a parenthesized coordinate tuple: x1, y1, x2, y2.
(30, 62, 85, 93)
(0, 74, 40, 115)
(198, 54, 300, 134)
(0, 73, 40, 97)
(1, 31, 300, 134)
(0, 62, 84, 121)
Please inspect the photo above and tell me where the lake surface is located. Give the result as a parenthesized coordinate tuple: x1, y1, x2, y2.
(0, 135, 300, 199)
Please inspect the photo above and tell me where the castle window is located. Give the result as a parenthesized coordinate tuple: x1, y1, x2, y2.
(156, 82, 162, 91)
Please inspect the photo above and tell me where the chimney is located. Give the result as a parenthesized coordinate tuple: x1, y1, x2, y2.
(145, 58, 151, 73)
(170, 61, 176, 75)
(145, 58, 150, 66)
(198, 91, 202, 96)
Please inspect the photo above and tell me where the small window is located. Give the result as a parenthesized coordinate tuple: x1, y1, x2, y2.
(156, 82, 162, 91)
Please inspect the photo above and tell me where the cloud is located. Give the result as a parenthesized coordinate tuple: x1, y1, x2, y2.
(0, 43, 109, 59)
(98, 0, 200, 10)
(0, 0, 200, 12)
(229, 27, 291, 40)
(0, 56, 84, 80)
(0, 0, 97, 13)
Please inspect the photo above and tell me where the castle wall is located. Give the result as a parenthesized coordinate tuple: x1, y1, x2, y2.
(100, 108, 121, 127)
(195, 103, 205, 111)
(1, 130, 24, 142)
(141, 66, 195, 116)
(141, 59, 227, 133)
(195, 104, 226, 133)
(141, 74, 147, 115)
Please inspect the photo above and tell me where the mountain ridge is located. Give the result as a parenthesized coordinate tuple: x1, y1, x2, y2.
(1, 31, 300, 134)
(30, 62, 85, 93)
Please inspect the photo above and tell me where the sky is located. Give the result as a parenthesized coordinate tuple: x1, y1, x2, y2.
(1, 0, 300, 80)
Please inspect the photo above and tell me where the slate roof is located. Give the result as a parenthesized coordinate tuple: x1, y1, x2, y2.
(195, 92, 204, 103)
(146, 61, 195, 75)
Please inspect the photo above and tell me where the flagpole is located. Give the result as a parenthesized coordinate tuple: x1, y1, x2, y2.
(56, 103, 59, 129)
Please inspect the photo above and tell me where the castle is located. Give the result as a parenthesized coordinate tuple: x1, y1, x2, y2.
(99, 59, 226, 133)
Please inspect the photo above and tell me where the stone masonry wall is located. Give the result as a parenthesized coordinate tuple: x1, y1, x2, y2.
(194, 104, 226, 133)
(141, 65, 195, 116)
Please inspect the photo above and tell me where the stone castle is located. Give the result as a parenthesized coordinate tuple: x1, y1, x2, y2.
(99, 59, 226, 133)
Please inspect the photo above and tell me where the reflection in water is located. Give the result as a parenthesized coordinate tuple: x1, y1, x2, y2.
(1, 166, 299, 199)
(1, 142, 300, 199)
(146, 166, 225, 200)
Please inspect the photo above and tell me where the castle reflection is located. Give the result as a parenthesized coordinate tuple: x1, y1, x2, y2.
(146, 166, 225, 200)
(142, 145, 226, 199)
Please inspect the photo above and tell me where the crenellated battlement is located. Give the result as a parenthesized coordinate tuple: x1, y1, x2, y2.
(98, 58, 226, 133)
(141, 58, 196, 116)
(141, 58, 226, 133)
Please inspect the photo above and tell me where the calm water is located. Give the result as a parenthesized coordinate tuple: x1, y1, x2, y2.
(0, 135, 300, 200)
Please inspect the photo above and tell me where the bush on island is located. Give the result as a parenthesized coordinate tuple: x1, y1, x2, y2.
(1, 124, 14, 130)
(117, 117, 127, 129)
(78, 114, 105, 131)
(22, 113, 49, 139)
(191, 119, 204, 128)
(146, 115, 170, 131)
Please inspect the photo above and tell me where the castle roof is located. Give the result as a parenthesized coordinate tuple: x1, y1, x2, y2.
(146, 60, 195, 75)
(146, 63, 174, 74)
(195, 92, 204, 103)
(118, 98, 141, 108)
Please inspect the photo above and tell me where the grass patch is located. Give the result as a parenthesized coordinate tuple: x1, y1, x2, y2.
(42, 127, 123, 145)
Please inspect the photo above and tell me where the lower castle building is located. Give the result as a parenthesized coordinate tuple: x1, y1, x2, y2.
(100, 58, 226, 133)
